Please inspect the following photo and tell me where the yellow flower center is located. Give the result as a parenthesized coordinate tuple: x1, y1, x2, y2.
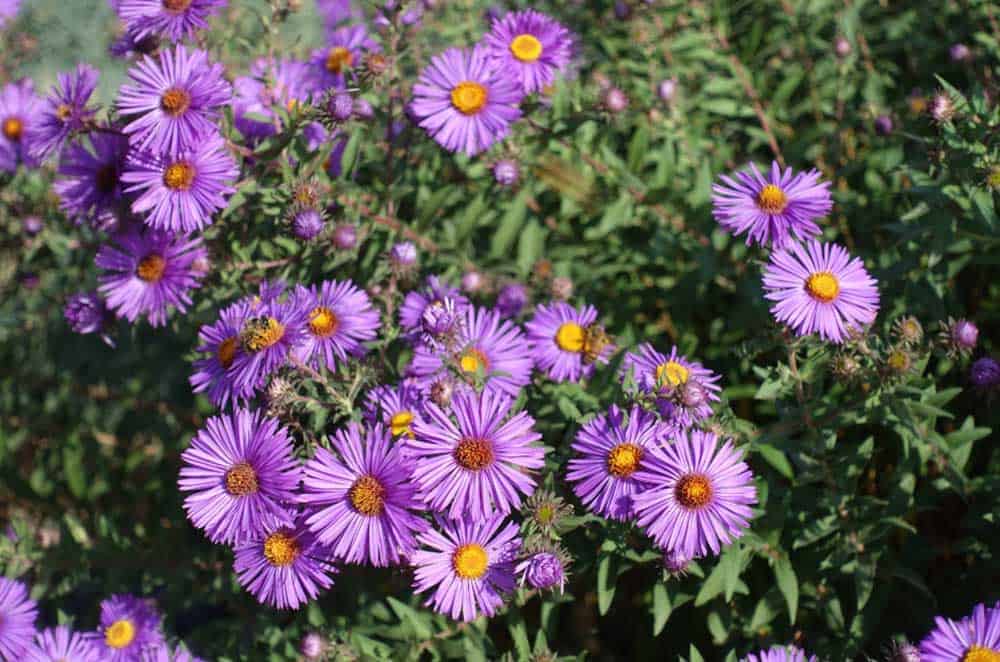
(390, 410, 414, 437)
(454, 437, 494, 471)
(450, 81, 488, 115)
(326, 46, 353, 73)
(225, 462, 259, 496)
(675, 473, 713, 509)
(656, 360, 689, 387)
(460, 348, 490, 374)
(217, 336, 238, 368)
(555, 322, 585, 352)
(756, 184, 788, 214)
(160, 87, 191, 116)
(263, 531, 299, 566)
(887, 350, 910, 373)
(136, 254, 166, 282)
(510, 34, 543, 62)
(348, 474, 386, 516)
(241, 317, 285, 353)
(105, 619, 136, 649)
(607, 443, 642, 478)
(56, 103, 73, 121)
(963, 646, 1000, 662)
(452, 543, 489, 580)
(308, 306, 339, 338)
(2, 117, 23, 141)
(163, 161, 196, 191)
(805, 271, 840, 303)
(536, 504, 555, 524)
(163, 0, 194, 11)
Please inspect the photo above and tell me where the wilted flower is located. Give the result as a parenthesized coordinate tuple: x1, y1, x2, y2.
(929, 92, 956, 123)
(550, 275, 573, 300)
(831, 352, 862, 382)
(884, 347, 915, 379)
(882, 640, 921, 662)
(893, 316, 923, 346)
(939, 317, 978, 357)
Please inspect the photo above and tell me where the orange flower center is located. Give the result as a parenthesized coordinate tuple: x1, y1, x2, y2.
(163, 161, 196, 190)
(2, 116, 23, 141)
(460, 348, 490, 374)
(452, 543, 489, 579)
(349, 475, 386, 516)
(136, 254, 166, 282)
(450, 81, 487, 115)
(160, 87, 191, 116)
(216, 336, 238, 368)
(756, 184, 788, 214)
(607, 443, 642, 478)
(454, 437, 494, 471)
(308, 306, 339, 337)
(56, 103, 73, 121)
(326, 46, 353, 73)
(510, 34, 543, 62)
(163, 0, 193, 11)
(805, 271, 840, 303)
(963, 646, 1000, 662)
(675, 473, 713, 509)
(225, 462, 259, 496)
(555, 322, 585, 352)
(263, 531, 299, 566)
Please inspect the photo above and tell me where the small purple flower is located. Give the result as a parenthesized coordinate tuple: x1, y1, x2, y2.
(483, 9, 574, 95)
(117, 0, 227, 43)
(64, 291, 109, 335)
(54, 132, 130, 229)
(461, 270, 484, 293)
(971, 357, 1000, 391)
(621, 343, 721, 429)
(399, 276, 469, 338)
(657, 78, 678, 102)
(293, 208, 326, 240)
(602, 87, 628, 113)
(89, 594, 164, 661)
(390, 242, 418, 270)
(233, 57, 319, 140)
(29, 63, 99, 161)
(300, 633, 325, 659)
(292, 279, 381, 371)
(189, 300, 254, 409)
(0, 0, 21, 27)
(328, 91, 354, 121)
(930, 92, 956, 123)
(0, 79, 41, 172)
(516, 550, 567, 593)
(25, 625, 100, 662)
(332, 223, 357, 249)
(353, 97, 374, 120)
(834, 36, 852, 57)
(495, 282, 528, 317)
(493, 159, 520, 187)
(0, 578, 38, 661)
(941, 317, 978, 357)
(22, 215, 43, 235)
(227, 295, 307, 394)
(920, 602, 1000, 661)
(662, 549, 692, 576)
(875, 115, 894, 136)
(950, 43, 972, 62)
(311, 25, 380, 90)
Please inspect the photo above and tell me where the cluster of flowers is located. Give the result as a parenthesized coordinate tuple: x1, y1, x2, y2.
(0, 577, 204, 661)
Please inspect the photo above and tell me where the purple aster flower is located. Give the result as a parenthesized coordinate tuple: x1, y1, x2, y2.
(300, 422, 427, 566)
(712, 161, 833, 248)
(291, 279, 380, 371)
(566, 404, 667, 520)
(227, 295, 307, 394)
(64, 290, 109, 335)
(875, 115, 894, 136)
(390, 241, 418, 272)
(493, 159, 520, 187)
(123, 135, 238, 232)
(950, 43, 972, 62)
(516, 550, 567, 593)
(971, 357, 1000, 391)
(311, 25, 380, 90)
(89, 594, 163, 661)
(940, 317, 979, 358)
(662, 548, 693, 577)
(410, 46, 523, 156)
(762, 240, 880, 343)
(117, 0, 226, 43)
(620, 343, 721, 428)
(602, 86, 629, 113)
(495, 283, 528, 318)
(233, 515, 337, 610)
(0, 79, 41, 172)
(657, 78, 678, 102)
(22, 215, 43, 235)
(233, 58, 319, 140)
(179, 408, 301, 544)
(0, 578, 37, 661)
(399, 276, 469, 337)
(741, 646, 817, 662)
(25, 626, 100, 662)
(364, 381, 426, 441)
(117, 45, 231, 156)
(633, 428, 756, 559)
(292, 208, 325, 240)
(483, 10, 573, 95)
(0, 0, 20, 26)
(920, 602, 1000, 661)
(410, 389, 545, 519)
(189, 300, 254, 408)
(54, 132, 130, 229)
(526, 302, 613, 382)
(300, 633, 325, 659)
(332, 223, 357, 250)
(411, 514, 520, 622)
(28, 64, 99, 161)
(96, 227, 207, 327)
(327, 91, 354, 121)
(408, 305, 534, 399)
(461, 270, 484, 293)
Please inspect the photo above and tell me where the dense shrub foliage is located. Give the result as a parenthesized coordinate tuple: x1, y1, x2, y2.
(1, 0, 999, 660)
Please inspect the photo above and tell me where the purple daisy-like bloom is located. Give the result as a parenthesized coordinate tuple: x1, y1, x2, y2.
(179, 408, 301, 544)
(316, 0, 360, 28)
(516, 550, 567, 593)
(920, 602, 1000, 661)
(233, 57, 319, 140)
(493, 159, 520, 187)
(54, 132, 130, 229)
(410, 46, 523, 156)
(483, 9, 574, 95)
(408, 305, 533, 399)
(189, 300, 255, 408)
(300, 633, 325, 660)
(123, 135, 238, 232)
(621, 343, 722, 429)
(117, 0, 227, 43)
(96, 227, 207, 327)
(566, 404, 667, 521)
(712, 161, 833, 249)
(292, 208, 325, 240)
(762, 240, 880, 343)
(741, 646, 817, 662)
(526, 302, 613, 383)
(25, 626, 100, 662)
(0, 578, 38, 661)
(364, 381, 426, 441)
(399, 276, 469, 338)
(227, 296, 307, 394)
(412, 514, 520, 622)
(495, 282, 528, 318)
(300, 422, 427, 566)
(633, 428, 756, 558)
(89, 594, 164, 661)
(0, 79, 41, 172)
(118, 45, 231, 156)
(310, 25, 380, 90)
(291, 279, 380, 371)
(65, 291, 109, 335)
(233, 515, 337, 610)
(29, 64, 99, 162)
(410, 389, 545, 519)
(941, 317, 979, 357)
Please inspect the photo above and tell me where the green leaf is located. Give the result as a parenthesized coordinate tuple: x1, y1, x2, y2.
(773, 556, 799, 624)
(490, 191, 529, 257)
(597, 555, 616, 615)
(651, 583, 671, 635)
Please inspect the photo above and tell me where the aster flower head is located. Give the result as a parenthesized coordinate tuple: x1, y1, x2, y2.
(123, 135, 239, 233)
(390, 241, 418, 276)
(971, 357, 1000, 393)
(493, 159, 520, 187)
(662, 548, 693, 578)
(233, 57, 320, 140)
(89, 594, 164, 661)
(364, 382, 426, 441)
(311, 25, 380, 90)
(920, 602, 1000, 662)
(762, 240, 880, 343)
(602, 86, 629, 113)
(118, 45, 232, 156)
(410, 389, 545, 519)
(523, 489, 574, 534)
(117, 0, 227, 43)
(234, 515, 338, 610)
(399, 276, 469, 339)
(633, 428, 756, 558)
(327, 91, 354, 121)
(658, 77, 678, 102)
(179, 408, 301, 544)
(25, 625, 101, 662)
(496, 282, 528, 318)
(29, 63, 99, 161)
(883, 640, 921, 662)
(65, 290, 110, 336)
(412, 514, 520, 622)
(712, 161, 833, 248)
(300, 633, 326, 660)
(292, 208, 325, 240)
(0, 0, 20, 26)
(566, 404, 668, 521)
(621, 343, 721, 429)
(189, 300, 255, 408)
(0, 578, 38, 661)
(292, 279, 381, 371)
(893, 315, 924, 346)
(741, 646, 817, 662)
(516, 544, 570, 593)
(300, 422, 427, 567)
(527, 302, 614, 383)
(0, 79, 41, 172)
(483, 10, 574, 95)
(930, 92, 957, 123)
(96, 227, 207, 327)
(939, 317, 979, 358)
(54, 132, 130, 229)
(227, 295, 308, 393)
(410, 46, 523, 156)
(332, 223, 357, 250)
